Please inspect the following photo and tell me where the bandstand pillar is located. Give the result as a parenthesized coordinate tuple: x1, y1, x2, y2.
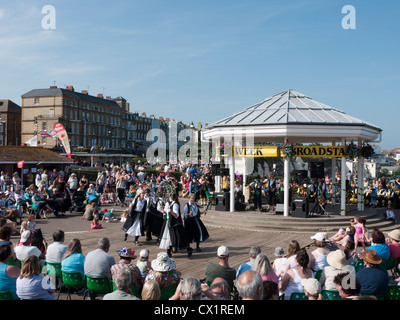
(341, 139, 347, 215)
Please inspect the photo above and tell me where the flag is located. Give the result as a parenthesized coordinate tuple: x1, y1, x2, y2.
(17, 161, 24, 168)
(54, 123, 71, 158)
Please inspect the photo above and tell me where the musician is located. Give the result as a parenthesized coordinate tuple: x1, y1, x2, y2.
(122, 190, 147, 245)
(266, 173, 277, 212)
(158, 193, 193, 258)
(189, 177, 198, 201)
(251, 178, 263, 211)
(183, 195, 210, 252)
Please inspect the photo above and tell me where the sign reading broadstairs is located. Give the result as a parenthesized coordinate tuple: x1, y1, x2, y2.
(233, 146, 345, 158)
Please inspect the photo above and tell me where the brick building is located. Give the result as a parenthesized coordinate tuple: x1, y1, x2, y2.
(0, 100, 21, 146)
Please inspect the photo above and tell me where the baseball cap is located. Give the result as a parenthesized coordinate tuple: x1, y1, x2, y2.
(311, 232, 326, 242)
(301, 278, 321, 296)
(217, 246, 229, 257)
(140, 249, 149, 258)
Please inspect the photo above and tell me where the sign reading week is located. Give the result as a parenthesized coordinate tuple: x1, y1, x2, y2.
(233, 145, 345, 158)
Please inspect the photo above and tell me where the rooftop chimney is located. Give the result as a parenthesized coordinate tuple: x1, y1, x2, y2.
(97, 94, 104, 99)
(50, 86, 57, 89)
(66, 86, 74, 91)
(81, 90, 88, 95)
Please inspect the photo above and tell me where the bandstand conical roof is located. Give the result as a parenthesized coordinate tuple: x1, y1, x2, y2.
(203, 89, 382, 143)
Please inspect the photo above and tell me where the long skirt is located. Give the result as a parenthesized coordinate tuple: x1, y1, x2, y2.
(126, 215, 142, 237)
(184, 217, 210, 243)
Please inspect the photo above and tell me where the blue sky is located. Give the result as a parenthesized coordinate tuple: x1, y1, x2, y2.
(0, 0, 399, 149)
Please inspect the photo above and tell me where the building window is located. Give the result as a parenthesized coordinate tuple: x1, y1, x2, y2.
(34, 98, 39, 105)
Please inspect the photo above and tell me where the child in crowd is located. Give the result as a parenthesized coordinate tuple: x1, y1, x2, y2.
(20, 221, 28, 234)
(91, 214, 102, 229)
(136, 249, 152, 280)
(27, 214, 36, 231)
(120, 209, 128, 223)
(383, 205, 396, 222)
(102, 208, 117, 222)
(330, 228, 346, 244)
(353, 216, 367, 254)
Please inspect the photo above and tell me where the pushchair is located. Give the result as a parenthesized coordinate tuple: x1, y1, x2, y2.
(69, 190, 86, 213)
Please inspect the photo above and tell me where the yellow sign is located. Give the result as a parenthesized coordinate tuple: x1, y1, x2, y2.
(294, 146, 345, 158)
(233, 146, 279, 157)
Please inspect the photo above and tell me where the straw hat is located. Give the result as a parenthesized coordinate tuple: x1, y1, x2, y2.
(151, 252, 176, 272)
(359, 249, 382, 265)
(301, 278, 321, 296)
(116, 247, 137, 259)
(327, 249, 350, 270)
(388, 229, 400, 242)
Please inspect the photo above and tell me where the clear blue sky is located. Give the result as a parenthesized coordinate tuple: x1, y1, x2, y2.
(0, 0, 399, 149)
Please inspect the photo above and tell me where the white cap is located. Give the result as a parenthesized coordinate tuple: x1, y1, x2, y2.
(301, 278, 321, 296)
(311, 232, 326, 242)
(20, 230, 32, 243)
(217, 246, 229, 257)
(140, 249, 149, 258)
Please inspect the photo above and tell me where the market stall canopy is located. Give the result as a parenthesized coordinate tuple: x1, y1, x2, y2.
(203, 89, 382, 144)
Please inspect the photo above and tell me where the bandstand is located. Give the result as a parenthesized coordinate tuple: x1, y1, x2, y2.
(202, 89, 382, 217)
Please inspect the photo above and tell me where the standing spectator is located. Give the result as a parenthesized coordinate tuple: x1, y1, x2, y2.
(356, 249, 389, 296)
(67, 173, 78, 192)
(236, 270, 263, 300)
(84, 237, 115, 280)
(45, 230, 68, 263)
(16, 255, 55, 300)
(0, 245, 20, 300)
(103, 269, 140, 300)
(204, 246, 236, 287)
(61, 239, 85, 280)
(236, 246, 261, 279)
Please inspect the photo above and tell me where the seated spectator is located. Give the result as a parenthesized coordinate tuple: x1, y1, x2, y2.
(136, 249, 151, 280)
(84, 237, 115, 279)
(81, 202, 97, 221)
(103, 269, 140, 300)
(279, 249, 313, 300)
(356, 249, 389, 296)
(309, 232, 330, 271)
(31, 229, 47, 260)
(262, 280, 279, 300)
(386, 229, 400, 258)
(272, 247, 287, 275)
(46, 230, 68, 263)
(204, 246, 236, 287)
(333, 271, 361, 300)
(252, 253, 279, 284)
(16, 255, 55, 300)
(276, 240, 301, 277)
(14, 230, 45, 263)
(368, 229, 390, 261)
(383, 205, 396, 222)
(111, 247, 143, 292)
(61, 239, 85, 280)
(201, 277, 230, 300)
(236, 270, 263, 300)
(141, 280, 161, 300)
(0, 245, 20, 300)
(301, 278, 323, 300)
(236, 246, 261, 279)
(320, 249, 355, 291)
(145, 252, 180, 288)
(170, 276, 203, 300)
(0, 226, 16, 260)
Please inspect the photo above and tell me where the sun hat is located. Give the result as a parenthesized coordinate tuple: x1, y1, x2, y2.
(20, 230, 32, 243)
(301, 278, 321, 296)
(327, 249, 350, 270)
(217, 246, 229, 258)
(311, 232, 326, 242)
(274, 247, 285, 257)
(117, 247, 137, 259)
(388, 229, 400, 242)
(151, 252, 176, 272)
(359, 249, 382, 265)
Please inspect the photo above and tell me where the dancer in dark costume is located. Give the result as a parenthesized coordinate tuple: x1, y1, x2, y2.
(122, 190, 147, 246)
(158, 193, 193, 258)
(183, 195, 210, 252)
